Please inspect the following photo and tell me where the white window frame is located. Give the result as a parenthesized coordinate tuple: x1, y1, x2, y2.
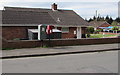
(61, 27, 69, 33)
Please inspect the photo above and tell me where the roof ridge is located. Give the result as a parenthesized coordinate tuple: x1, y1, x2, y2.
(4, 6, 73, 11)
(3, 10, 49, 13)
(4, 6, 51, 10)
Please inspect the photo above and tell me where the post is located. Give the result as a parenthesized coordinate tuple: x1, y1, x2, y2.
(103, 32, 105, 38)
(46, 25, 54, 47)
(41, 40, 43, 47)
(48, 34, 51, 47)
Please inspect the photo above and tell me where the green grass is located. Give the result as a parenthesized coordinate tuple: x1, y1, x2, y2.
(35, 45, 49, 48)
(87, 34, 117, 38)
(42, 45, 49, 48)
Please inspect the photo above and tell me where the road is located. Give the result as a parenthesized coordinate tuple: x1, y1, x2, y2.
(2, 51, 118, 73)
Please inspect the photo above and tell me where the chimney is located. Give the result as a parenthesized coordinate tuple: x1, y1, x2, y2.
(51, 3, 57, 11)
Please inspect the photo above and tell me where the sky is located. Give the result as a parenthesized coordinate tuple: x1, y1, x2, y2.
(0, 0, 120, 20)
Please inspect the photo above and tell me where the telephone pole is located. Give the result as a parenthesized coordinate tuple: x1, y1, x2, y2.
(96, 10, 98, 21)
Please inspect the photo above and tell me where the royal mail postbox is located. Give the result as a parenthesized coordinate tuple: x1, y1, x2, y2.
(46, 25, 54, 34)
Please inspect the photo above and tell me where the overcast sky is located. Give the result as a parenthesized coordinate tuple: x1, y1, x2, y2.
(0, 0, 120, 20)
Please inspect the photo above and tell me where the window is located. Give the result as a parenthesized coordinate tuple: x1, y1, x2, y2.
(61, 27, 69, 33)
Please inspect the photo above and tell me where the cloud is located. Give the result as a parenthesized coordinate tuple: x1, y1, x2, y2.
(57, 2, 118, 19)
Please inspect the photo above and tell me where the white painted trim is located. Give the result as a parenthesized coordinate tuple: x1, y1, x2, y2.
(77, 27, 82, 39)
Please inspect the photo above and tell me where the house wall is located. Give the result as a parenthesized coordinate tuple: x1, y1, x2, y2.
(2, 26, 86, 40)
(57, 27, 77, 38)
(2, 26, 37, 40)
(81, 27, 87, 34)
(62, 27, 77, 38)
(57, 27, 87, 38)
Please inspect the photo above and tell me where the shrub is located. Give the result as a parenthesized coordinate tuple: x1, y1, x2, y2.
(112, 26, 119, 31)
(13, 38, 20, 40)
(86, 26, 95, 34)
(86, 34, 91, 37)
(94, 29, 103, 34)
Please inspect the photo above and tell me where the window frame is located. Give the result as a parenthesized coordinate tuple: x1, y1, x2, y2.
(61, 27, 69, 33)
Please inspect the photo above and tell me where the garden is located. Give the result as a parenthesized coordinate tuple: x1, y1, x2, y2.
(86, 26, 118, 38)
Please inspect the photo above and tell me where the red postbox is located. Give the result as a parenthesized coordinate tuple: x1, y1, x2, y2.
(46, 25, 54, 34)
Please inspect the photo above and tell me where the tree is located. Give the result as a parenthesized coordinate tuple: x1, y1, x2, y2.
(99, 17, 104, 21)
(115, 17, 120, 22)
(86, 26, 95, 34)
(97, 16, 100, 21)
(88, 18, 93, 22)
(84, 18, 88, 22)
(111, 21, 118, 26)
(112, 26, 119, 31)
(93, 16, 96, 20)
(86, 26, 94, 38)
(107, 17, 113, 24)
(112, 26, 119, 33)
(105, 15, 110, 21)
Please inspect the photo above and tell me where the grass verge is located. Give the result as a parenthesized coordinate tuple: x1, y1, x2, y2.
(87, 34, 117, 38)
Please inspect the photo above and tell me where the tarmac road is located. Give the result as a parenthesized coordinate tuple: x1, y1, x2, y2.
(2, 51, 118, 73)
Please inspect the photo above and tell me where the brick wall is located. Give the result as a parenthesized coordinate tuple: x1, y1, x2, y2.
(2, 40, 43, 49)
(61, 27, 87, 38)
(2, 37, 120, 49)
(2, 26, 37, 40)
(99, 32, 119, 35)
(62, 27, 77, 38)
(81, 27, 87, 34)
(49, 38, 120, 46)
(2, 26, 86, 40)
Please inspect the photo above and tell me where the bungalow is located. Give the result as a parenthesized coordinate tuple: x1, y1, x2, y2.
(2, 3, 89, 40)
(89, 21, 111, 30)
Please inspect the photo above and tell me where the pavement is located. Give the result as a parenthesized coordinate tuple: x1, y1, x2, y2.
(1, 43, 120, 59)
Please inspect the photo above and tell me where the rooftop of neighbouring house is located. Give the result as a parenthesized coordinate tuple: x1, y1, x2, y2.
(2, 3, 89, 27)
(89, 21, 111, 27)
